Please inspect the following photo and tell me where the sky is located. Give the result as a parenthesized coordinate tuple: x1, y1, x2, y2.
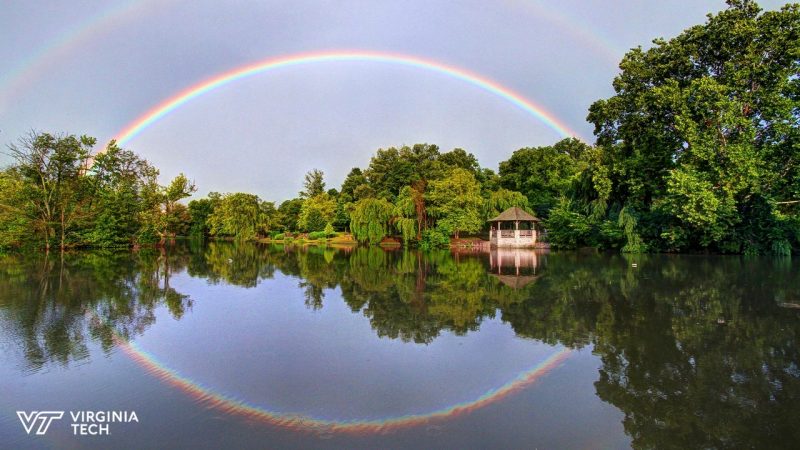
(0, 0, 790, 201)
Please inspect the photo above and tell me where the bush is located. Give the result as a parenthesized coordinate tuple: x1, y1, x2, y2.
(273, 233, 285, 240)
(308, 231, 327, 240)
(419, 228, 450, 250)
(323, 222, 336, 238)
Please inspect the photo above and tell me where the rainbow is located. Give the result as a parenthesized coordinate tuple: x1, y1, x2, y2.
(114, 50, 582, 146)
(2, 2, 622, 116)
(0, 0, 158, 110)
(117, 336, 571, 435)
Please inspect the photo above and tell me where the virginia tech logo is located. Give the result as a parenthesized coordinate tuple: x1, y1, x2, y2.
(17, 411, 64, 435)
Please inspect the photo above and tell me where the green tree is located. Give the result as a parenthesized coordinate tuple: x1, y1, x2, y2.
(426, 168, 483, 238)
(301, 169, 325, 198)
(276, 198, 303, 232)
(0, 168, 30, 249)
(187, 197, 216, 237)
(298, 193, 336, 232)
(365, 144, 442, 201)
(350, 197, 394, 244)
(340, 167, 367, 200)
(153, 174, 196, 243)
(498, 138, 590, 217)
(207, 192, 272, 240)
(8, 132, 97, 250)
(483, 188, 530, 220)
(586, 0, 800, 253)
(438, 148, 480, 176)
(87, 142, 160, 247)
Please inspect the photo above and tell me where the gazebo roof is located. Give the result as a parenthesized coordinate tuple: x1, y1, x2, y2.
(488, 206, 540, 222)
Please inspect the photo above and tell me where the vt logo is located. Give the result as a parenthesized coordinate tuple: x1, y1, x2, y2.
(17, 411, 64, 435)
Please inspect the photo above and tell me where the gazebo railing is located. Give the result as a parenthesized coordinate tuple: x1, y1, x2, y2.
(519, 230, 533, 237)
(500, 230, 515, 238)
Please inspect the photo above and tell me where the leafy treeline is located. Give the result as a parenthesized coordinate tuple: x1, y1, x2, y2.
(188, 141, 560, 247)
(2, 0, 798, 254)
(565, 0, 800, 254)
(245, 144, 538, 248)
(0, 133, 195, 250)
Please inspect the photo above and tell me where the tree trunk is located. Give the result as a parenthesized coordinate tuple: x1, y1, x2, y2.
(60, 209, 66, 251)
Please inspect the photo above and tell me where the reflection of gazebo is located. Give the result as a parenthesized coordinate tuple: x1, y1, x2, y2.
(489, 248, 540, 288)
(488, 207, 540, 248)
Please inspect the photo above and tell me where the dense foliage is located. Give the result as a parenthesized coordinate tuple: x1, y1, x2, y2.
(2, 1, 796, 254)
(577, 0, 800, 254)
(0, 133, 194, 250)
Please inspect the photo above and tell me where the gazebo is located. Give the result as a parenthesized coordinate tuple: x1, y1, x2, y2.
(488, 207, 540, 248)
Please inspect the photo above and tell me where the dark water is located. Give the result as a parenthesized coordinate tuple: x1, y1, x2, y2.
(1, 242, 798, 449)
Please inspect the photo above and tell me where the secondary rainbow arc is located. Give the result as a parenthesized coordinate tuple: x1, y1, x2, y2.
(113, 50, 581, 146)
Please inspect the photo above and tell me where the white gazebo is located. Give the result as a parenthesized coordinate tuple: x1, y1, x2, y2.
(488, 207, 540, 248)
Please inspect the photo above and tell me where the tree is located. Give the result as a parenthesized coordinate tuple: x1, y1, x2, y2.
(350, 197, 394, 244)
(301, 169, 325, 198)
(188, 197, 216, 237)
(586, 0, 800, 253)
(483, 188, 530, 220)
(155, 174, 196, 243)
(393, 186, 419, 243)
(207, 192, 272, 240)
(439, 148, 480, 176)
(87, 141, 160, 246)
(277, 198, 303, 232)
(7, 132, 96, 250)
(0, 168, 30, 249)
(426, 168, 483, 238)
(339, 167, 367, 200)
(298, 193, 335, 232)
(365, 144, 442, 201)
(498, 138, 589, 218)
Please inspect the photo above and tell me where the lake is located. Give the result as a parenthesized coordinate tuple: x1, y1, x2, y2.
(1, 242, 798, 449)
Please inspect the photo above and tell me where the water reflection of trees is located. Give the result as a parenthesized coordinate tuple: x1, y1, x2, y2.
(245, 246, 800, 446)
(2, 242, 798, 446)
(0, 247, 193, 372)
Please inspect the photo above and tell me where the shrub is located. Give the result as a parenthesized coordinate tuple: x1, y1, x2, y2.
(308, 231, 327, 240)
(323, 222, 336, 238)
(419, 228, 450, 250)
(273, 233, 285, 240)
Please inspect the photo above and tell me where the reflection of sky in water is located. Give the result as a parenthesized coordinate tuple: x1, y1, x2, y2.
(2, 244, 798, 448)
(138, 269, 564, 421)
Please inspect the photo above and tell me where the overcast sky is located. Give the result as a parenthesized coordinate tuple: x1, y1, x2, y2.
(0, 0, 789, 201)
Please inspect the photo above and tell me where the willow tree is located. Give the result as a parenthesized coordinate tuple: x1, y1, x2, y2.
(350, 197, 394, 244)
(207, 192, 270, 240)
(394, 186, 418, 243)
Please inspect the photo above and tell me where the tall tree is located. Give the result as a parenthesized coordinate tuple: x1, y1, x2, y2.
(426, 168, 484, 239)
(207, 192, 272, 240)
(301, 169, 326, 198)
(7, 132, 96, 250)
(587, 0, 800, 253)
(350, 197, 394, 244)
(298, 193, 336, 232)
(157, 174, 196, 243)
(498, 138, 589, 218)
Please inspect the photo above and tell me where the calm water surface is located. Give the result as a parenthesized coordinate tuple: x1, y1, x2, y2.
(1, 242, 798, 449)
